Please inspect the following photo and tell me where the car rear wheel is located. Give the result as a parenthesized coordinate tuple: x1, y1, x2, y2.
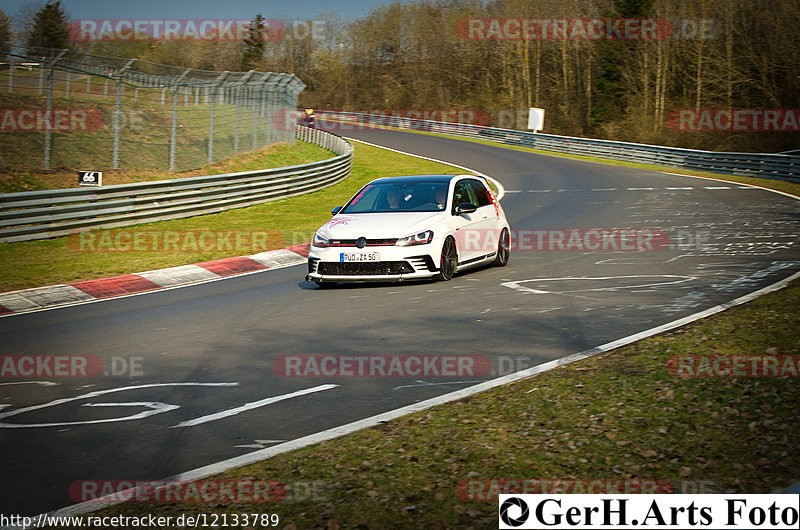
(436, 236, 457, 281)
(493, 228, 510, 267)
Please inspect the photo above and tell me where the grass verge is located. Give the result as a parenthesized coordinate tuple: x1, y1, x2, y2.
(0, 141, 333, 193)
(0, 141, 462, 291)
(69, 278, 800, 529)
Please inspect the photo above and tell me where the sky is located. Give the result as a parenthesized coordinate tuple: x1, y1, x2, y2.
(0, 0, 392, 22)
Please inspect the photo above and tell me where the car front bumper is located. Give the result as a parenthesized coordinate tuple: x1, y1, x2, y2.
(307, 245, 439, 283)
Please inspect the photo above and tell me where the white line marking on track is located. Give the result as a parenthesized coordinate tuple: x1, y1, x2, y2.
(0, 382, 238, 429)
(480, 308, 521, 314)
(501, 275, 695, 294)
(173, 384, 339, 428)
(0, 381, 59, 387)
(1, 401, 180, 428)
(666, 187, 693, 190)
(392, 380, 482, 390)
(235, 440, 286, 449)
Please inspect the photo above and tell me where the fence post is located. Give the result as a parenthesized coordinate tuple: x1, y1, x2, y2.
(44, 68, 53, 170)
(7, 63, 13, 93)
(170, 86, 179, 171)
(252, 91, 259, 150)
(208, 86, 216, 165)
(234, 88, 241, 154)
(65, 71, 70, 98)
(207, 72, 227, 165)
(113, 77, 122, 169)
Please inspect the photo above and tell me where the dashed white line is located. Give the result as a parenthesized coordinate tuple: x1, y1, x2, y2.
(627, 187, 654, 191)
(705, 186, 731, 189)
(174, 384, 339, 428)
(666, 187, 694, 190)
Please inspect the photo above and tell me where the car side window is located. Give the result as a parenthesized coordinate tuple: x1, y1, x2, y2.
(468, 180, 492, 207)
(452, 180, 479, 214)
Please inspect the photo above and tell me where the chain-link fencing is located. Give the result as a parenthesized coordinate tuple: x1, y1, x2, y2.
(0, 44, 305, 171)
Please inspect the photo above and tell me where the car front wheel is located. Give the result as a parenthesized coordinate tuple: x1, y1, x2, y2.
(436, 236, 457, 281)
(493, 228, 510, 267)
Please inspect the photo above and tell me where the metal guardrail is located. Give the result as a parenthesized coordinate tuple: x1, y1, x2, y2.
(318, 111, 800, 183)
(0, 126, 352, 243)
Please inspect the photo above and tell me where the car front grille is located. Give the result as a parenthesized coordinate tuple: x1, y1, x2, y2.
(329, 238, 398, 247)
(317, 261, 415, 276)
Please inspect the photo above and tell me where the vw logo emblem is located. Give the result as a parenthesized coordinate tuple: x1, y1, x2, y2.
(356, 237, 367, 248)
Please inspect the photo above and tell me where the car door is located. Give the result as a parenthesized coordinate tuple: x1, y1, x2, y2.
(468, 178, 503, 260)
(451, 178, 496, 263)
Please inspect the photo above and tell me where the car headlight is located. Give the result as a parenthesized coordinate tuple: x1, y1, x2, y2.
(312, 233, 331, 248)
(396, 230, 433, 246)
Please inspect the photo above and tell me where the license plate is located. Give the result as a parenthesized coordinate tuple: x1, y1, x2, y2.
(340, 252, 380, 262)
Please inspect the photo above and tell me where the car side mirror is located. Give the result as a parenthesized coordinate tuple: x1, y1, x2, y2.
(331, 206, 342, 215)
(454, 202, 478, 215)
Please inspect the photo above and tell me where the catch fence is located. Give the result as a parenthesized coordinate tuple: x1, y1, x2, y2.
(1, 44, 305, 171)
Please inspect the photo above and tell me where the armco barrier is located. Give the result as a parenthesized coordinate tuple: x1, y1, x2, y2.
(318, 111, 800, 183)
(0, 126, 352, 243)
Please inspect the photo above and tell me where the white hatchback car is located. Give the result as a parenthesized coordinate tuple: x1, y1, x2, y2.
(306, 174, 510, 285)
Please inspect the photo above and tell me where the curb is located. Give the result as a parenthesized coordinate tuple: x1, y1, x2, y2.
(0, 244, 311, 317)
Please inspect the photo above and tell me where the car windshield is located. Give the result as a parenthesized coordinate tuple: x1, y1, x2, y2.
(341, 181, 450, 213)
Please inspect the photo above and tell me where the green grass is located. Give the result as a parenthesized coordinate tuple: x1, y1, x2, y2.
(68, 279, 800, 529)
(0, 140, 334, 193)
(0, 141, 461, 291)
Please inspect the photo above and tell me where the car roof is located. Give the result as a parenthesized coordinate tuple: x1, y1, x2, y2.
(368, 174, 483, 185)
